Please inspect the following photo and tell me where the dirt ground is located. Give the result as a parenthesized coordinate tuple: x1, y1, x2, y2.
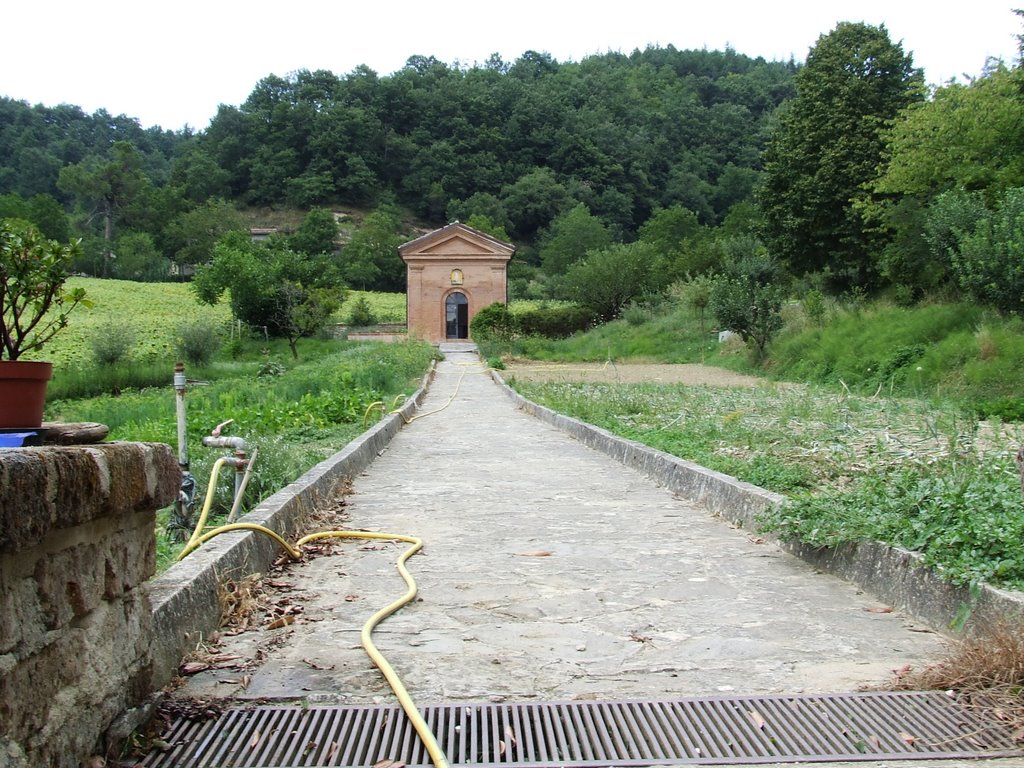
(502, 360, 774, 387)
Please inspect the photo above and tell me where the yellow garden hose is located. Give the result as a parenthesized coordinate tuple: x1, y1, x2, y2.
(393, 364, 474, 424)
(174, 358, 498, 766)
(179, 521, 449, 767)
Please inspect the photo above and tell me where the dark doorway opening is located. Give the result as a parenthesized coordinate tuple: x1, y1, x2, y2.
(445, 292, 469, 339)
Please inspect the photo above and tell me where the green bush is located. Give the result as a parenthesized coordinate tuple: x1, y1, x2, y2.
(347, 295, 377, 327)
(176, 319, 222, 365)
(470, 302, 518, 341)
(517, 305, 594, 338)
(89, 321, 136, 366)
(974, 397, 1024, 422)
(622, 303, 651, 326)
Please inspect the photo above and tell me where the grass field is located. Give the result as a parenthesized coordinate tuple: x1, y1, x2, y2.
(25, 278, 409, 368)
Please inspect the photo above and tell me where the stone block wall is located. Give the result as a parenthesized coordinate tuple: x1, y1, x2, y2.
(0, 443, 179, 768)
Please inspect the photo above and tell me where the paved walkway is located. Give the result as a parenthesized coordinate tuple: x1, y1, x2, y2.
(179, 345, 946, 706)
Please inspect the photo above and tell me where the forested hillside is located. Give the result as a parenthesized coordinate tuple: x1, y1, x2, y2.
(0, 46, 794, 279)
(3, 21, 1024, 332)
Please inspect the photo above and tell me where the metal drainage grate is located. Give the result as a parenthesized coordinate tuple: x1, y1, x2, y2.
(143, 691, 1022, 767)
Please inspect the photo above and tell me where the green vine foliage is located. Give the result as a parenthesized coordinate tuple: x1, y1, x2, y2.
(760, 456, 1024, 589)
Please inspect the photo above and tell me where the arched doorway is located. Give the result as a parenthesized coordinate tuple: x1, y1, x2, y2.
(445, 292, 469, 339)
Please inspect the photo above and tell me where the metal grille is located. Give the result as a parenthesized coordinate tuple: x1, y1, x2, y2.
(143, 691, 1022, 767)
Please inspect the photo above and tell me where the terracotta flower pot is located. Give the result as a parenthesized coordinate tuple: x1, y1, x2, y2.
(0, 360, 53, 429)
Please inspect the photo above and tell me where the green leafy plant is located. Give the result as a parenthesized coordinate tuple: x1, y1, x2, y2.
(176, 319, 222, 365)
(471, 302, 518, 342)
(346, 295, 377, 327)
(0, 219, 89, 360)
(90, 321, 135, 366)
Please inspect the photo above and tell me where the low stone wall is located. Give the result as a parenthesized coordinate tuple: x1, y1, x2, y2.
(0, 442, 179, 768)
(148, 363, 435, 690)
(494, 371, 1024, 637)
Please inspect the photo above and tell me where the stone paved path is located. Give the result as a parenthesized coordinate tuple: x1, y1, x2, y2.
(178, 345, 947, 706)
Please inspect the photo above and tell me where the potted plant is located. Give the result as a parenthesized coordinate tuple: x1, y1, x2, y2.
(0, 218, 88, 429)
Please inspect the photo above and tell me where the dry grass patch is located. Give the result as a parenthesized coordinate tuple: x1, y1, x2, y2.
(892, 621, 1024, 739)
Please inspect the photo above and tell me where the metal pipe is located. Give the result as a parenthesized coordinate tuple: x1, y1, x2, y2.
(227, 446, 258, 523)
(174, 362, 188, 470)
(202, 435, 248, 451)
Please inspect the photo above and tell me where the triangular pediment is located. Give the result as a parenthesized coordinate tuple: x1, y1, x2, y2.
(400, 222, 515, 261)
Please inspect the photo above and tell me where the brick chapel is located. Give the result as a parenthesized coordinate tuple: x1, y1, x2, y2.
(399, 222, 515, 343)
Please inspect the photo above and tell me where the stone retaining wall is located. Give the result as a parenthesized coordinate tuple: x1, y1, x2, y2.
(494, 371, 1024, 637)
(0, 443, 179, 768)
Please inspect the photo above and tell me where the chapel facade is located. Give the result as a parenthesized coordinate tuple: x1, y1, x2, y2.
(399, 222, 515, 343)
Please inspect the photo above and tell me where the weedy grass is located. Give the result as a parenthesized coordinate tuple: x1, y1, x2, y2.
(48, 339, 436, 573)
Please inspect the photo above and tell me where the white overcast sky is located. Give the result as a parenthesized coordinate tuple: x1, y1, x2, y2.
(3, 1, 1020, 131)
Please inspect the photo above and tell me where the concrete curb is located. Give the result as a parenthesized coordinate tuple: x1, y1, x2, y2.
(147, 362, 437, 688)
(492, 370, 1024, 637)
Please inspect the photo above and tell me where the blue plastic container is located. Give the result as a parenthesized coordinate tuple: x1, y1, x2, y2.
(0, 431, 40, 448)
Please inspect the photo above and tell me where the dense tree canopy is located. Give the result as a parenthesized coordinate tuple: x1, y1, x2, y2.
(192, 232, 344, 356)
(758, 22, 924, 291)
(5, 27, 1024, 323)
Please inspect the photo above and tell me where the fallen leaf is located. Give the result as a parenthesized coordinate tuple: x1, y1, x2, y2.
(517, 550, 553, 557)
(250, 730, 262, 750)
(505, 724, 517, 746)
(899, 732, 917, 746)
(303, 658, 335, 671)
(747, 710, 766, 730)
(179, 661, 211, 675)
(327, 742, 340, 759)
(266, 615, 295, 630)
(209, 654, 243, 664)
(869, 735, 881, 749)
(345, 594, 360, 602)
(864, 606, 894, 613)
(499, 741, 507, 755)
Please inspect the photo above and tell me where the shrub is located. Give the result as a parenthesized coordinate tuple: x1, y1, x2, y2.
(176, 319, 222, 365)
(470, 302, 518, 342)
(802, 289, 826, 326)
(517, 305, 594, 338)
(347, 295, 377, 327)
(622, 303, 651, 326)
(90, 321, 135, 366)
(257, 360, 287, 378)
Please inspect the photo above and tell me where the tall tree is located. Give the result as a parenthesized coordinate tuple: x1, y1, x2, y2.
(192, 232, 344, 358)
(290, 207, 339, 256)
(341, 207, 405, 291)
(758, 22, 923, 291)
(57, 141, 150, 273)
(538, 203, 612, 275)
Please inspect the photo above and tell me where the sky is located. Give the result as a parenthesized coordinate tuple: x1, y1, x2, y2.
(3, 1, 1021, 132)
